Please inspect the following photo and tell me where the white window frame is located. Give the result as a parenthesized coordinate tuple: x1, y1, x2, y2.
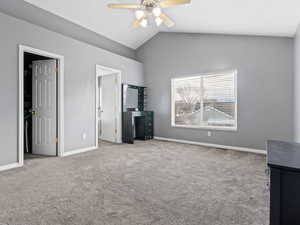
(171, 70, 238, 131)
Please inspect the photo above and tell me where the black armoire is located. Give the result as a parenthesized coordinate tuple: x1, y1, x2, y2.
(122, 84, 154, 144)
(268, 140, 300, 225)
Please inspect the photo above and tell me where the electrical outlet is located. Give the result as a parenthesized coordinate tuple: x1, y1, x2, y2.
(208, 131, 212, 137)
(82, 133, 87, 140)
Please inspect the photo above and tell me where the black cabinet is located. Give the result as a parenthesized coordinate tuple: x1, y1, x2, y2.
(269, 166, 300, 225)
(143, 111, 154, 139)
(122, 111, 154, 144)
(121, 83, 154, 144)
(268, 140, 300, 225)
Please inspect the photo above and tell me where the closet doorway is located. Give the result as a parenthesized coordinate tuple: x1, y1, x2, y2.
(18, 45, 64, 166)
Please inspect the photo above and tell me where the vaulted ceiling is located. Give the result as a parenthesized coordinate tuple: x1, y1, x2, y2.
(24, 0, 300, 49)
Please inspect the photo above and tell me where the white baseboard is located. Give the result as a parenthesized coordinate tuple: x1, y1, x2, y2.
(154, 137, 266, 155)
(63, 146, 98, 157)
(0, 162, 23, 172)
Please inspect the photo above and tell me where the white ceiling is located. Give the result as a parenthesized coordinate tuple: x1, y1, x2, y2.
(24, 0, 300, 49)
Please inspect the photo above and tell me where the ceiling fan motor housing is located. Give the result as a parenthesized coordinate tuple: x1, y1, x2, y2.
(142, 0, 158, 9)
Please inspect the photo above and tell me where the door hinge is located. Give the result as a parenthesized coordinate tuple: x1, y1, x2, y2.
(55, 137, 59, 143)
(55, 67, 59, 73)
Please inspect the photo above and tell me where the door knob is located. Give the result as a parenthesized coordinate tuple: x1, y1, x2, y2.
(31, 110, 37, 116)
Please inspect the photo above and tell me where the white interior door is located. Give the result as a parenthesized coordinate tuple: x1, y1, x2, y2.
(97, 77, 102, 139)
(32, 60, 57, 156)
(100, 74, 117, 142)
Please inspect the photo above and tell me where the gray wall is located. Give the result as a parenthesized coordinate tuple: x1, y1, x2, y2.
(294, 24, 300, 142)
(0, 12, 143, 166)
(137, 32, 294, 150)
(0, 0, 137, 60)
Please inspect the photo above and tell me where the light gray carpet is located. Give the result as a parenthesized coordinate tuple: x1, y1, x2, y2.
(0, 140, 269, 225)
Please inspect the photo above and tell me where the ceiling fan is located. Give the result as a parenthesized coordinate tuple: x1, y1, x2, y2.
(108, 0, 191, 28)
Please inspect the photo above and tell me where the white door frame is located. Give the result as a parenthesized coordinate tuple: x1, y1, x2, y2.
(18, 45, 65, 167)
(95, 64, 122, 147)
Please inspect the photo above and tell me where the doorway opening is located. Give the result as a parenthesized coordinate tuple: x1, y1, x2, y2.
(23, 52, 57, 160)
(19, 45, 64, 167)
(96, 65, 122, 146)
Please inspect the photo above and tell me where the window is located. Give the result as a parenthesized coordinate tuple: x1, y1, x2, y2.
(171, 70, 237, 130)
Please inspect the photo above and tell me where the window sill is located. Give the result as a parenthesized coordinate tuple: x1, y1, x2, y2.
(171, 124, 238, 132)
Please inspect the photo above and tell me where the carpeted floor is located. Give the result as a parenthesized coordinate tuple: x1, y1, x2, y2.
(0, 140, 269, 225)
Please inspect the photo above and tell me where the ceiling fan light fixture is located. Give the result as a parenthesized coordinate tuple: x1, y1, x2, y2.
(155, 17, 163, 26)
(140, 18, 148, 27)
(108, 0, 189, 28)
(152, 7, 162, 17)
(135, 10, 145, 20)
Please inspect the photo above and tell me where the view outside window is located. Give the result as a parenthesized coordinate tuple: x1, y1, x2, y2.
(172, 71, 237, 130)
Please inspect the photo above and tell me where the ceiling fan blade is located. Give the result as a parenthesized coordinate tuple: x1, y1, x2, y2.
(159, 0, 191, 8)
(107, 4, 141, 9)
(159, 13, 175, 27)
